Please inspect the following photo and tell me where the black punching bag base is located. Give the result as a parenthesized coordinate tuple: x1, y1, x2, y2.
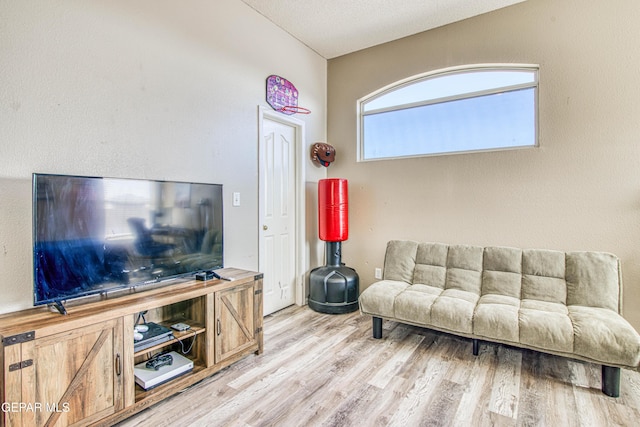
(308, 260, 359, 315)
(308, 298, 359, 314)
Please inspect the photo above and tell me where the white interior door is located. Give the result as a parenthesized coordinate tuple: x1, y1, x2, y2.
(259, 114, 298, 315)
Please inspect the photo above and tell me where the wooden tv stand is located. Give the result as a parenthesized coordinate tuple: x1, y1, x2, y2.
(0, 268, 263, 427)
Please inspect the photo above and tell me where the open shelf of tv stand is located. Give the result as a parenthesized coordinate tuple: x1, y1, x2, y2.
(133, 362, 208, 403)
(133, 321, 205, 358)
(0, 268, 263, 427)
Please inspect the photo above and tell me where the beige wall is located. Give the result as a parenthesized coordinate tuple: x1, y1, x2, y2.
(0, 0, 327, 314)
(328, 0, 640, 330)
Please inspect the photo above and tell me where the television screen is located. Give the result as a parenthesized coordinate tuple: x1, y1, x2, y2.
(33, 173, 223, 308)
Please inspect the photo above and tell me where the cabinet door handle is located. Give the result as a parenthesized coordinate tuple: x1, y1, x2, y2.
(217, 319, 221, 336)
(115, 353, 122, 376)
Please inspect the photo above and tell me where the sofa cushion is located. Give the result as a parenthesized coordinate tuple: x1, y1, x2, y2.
(484, 246, 522, 273)
(413, 242, 448, 288)
(414, 264, 447, 289)
(521, 249, 567, 304)
(473, 294, 520, 342)
(566, 252, 620, 312)
(416, 242, 448, 266)
(570, 305, 640, 366)
(431, 289, 478, 334)
(447, 245, 483, 272)
(359, 280, 410, 318)
(395, 284, 442, 325)
(445, 245, 483, 294)
(519, 300, 574, 353)
(522, 275, 567, 304)
(383, 240, 418, 284)
(523, 249, 565, 278)
(483, 270, 521, 299)
(482, 246, 522, 298)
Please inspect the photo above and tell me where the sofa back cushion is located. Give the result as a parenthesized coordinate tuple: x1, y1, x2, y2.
(384, 241, 483, 296)
(381, 240, 622, 313)
(445, 245, 484, 295)
(566, 251, 621, 312)
(482, 247, 522, 298)
(413, 242, 448, 289)
(383, 240, 418, 283)
(521, 249, 567, 304)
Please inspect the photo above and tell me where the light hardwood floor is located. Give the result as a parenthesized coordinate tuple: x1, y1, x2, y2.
(118, 305, 640, 426)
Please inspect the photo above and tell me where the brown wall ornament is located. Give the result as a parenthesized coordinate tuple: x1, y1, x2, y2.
(311, 142, 336, 167)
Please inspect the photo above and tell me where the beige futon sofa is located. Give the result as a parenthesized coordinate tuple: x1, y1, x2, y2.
(359, 240, 640, 397)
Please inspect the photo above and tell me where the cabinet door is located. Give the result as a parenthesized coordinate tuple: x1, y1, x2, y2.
(215, 283, 256, 363)
(3, 341, 25, 427)
(20, 318, 124, 427)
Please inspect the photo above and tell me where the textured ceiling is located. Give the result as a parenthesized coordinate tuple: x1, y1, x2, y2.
(240, 0, 527, 59)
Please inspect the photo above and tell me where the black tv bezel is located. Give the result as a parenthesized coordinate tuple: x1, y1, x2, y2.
(32, 173, 224, 312)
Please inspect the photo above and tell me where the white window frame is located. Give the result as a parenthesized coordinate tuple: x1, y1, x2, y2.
(357, 64, 539, 161)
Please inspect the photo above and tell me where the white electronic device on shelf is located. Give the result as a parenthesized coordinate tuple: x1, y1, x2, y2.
(134, 351, 193, 390)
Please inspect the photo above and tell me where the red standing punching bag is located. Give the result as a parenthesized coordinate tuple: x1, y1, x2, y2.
(309, 178, 359, 314)
(318, 178, 348, 242)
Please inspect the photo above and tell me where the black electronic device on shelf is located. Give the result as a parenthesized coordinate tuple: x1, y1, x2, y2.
(195, 269, 231, 281)
(133, 322, 174, 352)
(145, 353, 173, 370)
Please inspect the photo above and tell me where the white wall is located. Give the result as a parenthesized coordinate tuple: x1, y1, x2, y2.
(328, 0, 640, 330)
(0, 0, 327, 314)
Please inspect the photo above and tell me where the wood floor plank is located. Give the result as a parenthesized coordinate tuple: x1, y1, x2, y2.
(227, 333, 322, 389)
(367, 333, 424, 389)
(358, 374, 416, 426)
(488, 346, 522, 419)
(239, 331, 368, 426)
(385, 354, 450, 426)
(515, 349, 551, 426)
(415, 378, 465, 427)
(208, 325, 364, 425)
(117, 306, 640, 427)
(621, 368, 640, 410)
(276, 328, 413, 426)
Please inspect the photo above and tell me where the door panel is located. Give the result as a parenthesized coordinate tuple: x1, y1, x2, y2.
(22, 318, 123, 427)
(3, 344, 23, 426)
(260, 117, 297, 315)
(215, 284, 255, 363)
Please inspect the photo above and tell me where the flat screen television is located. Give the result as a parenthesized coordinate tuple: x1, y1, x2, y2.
(33, 173, 223, 313)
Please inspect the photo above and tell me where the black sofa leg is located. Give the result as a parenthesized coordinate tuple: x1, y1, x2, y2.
(602, 365, 621, 397)
(372, 317, 382, 339)
(472, 339, 479, 356)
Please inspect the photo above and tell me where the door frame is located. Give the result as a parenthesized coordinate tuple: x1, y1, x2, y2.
(258, 106, 306, 308)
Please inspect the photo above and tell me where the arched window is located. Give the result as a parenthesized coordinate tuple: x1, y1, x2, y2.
(357, 64, 539, 161)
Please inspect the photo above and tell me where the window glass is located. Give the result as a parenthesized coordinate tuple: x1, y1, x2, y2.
(358, 65, 538, 160)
